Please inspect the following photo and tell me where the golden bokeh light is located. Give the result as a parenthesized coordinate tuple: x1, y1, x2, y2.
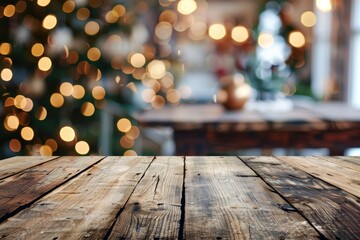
(124, 150, 137, 156)
(289, 31, 306, 48)
(87, 47, 101, 61)
(231, 26, 249, 43)
(22, 98, 34, 112)
(9, 139, 21, 152)
(15, 1, 27, 13)
(60, 82, 73, 96)
(31, 43, 45, 57)
(77, 7, 90, 21)
(4, 97, 14, 107)
(36, 106, 47, 120)
(62, 1, 75, 14)
(301, 11, 317, 27)
(258, 33, 274, 49)
(40, 145, 53, 156)
(113, 4, 126, 17)
(177, 0, 197, 15)
(50, 93, 64, 108)
(84, 21, 100, 35)
(21, 127, 34, 141)
(316, 0, 332, 12)
(38, 57, 52, 71)
(117, 118, 132, 133)
(1, 68, 13, 81)
(166, 89, 181, 104)
(209, 24, 226, 40)
(75, 141, 90, 155)
(92, 86, 106, 100)
(5, 115, 19, 131)
(4, 5, 16, 17)
(60, 126, 76, 142)
(0, 43, 12, 55)
(45, 139, 58, 152)
(37, 0, 51, 7)
(42, 14, 57, 30)
(126, 126, 140, 140)
(151, 95, 166, 110)
(120, 136, 134, 149)
(130, 53, 146, 68)
(142, 89, 156, 103)
(155, 22, 173, 40)
(81, 102, 95, 116)
(14, 95, 26, 109)
(147, 60, 166, 79)
(72, 85, 85, 99)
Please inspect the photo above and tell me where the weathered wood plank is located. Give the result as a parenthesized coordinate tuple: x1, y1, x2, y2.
(108, 156, 184, 239)
(276, 156, 360, 197)
(185, 156, 319, 239)
(0, 156, 104, 222)
(317, 156, 360, 172)
(241, 156, 360, 240)
(0, 156, 58, 180)
(0, 156, 154, 240)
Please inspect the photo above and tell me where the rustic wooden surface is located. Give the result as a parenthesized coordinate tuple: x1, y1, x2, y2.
(136, 102, 360, 155)
(0, 156, 359, 239)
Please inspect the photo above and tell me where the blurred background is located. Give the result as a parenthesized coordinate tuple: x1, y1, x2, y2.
(0, 0, 359, 158)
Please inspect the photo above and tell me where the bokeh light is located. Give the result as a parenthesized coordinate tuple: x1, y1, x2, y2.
(84, 21, 100, 35)
(31, 43, 45, 57)
(38, 57, 52, 71)
(92, 86, 106, 100)
(231, 26, 249, 43)
(177, 0, 197, 15)
(1, 68, 13, 81)
(117, 118, 132, 133)
(130, 53, 146, 68)
(60, 126, 76, 142)
(258, 33, 274, 49)
(42, 14, 57, 30)
(37, 0, 51, 7)
(9, 139, 21, 152)
(75, 141, 90, 155)
(72, 85, 85, 99)
(50, 93, 64, 108)
(301, 11, 317, 27)
(147, 60, 166, 79)
(289, 31, 306, 48)
(40, 145, 53, 156)
(81, 102, 95, 116)
(21, 127, 34, 141)
(209, 24, 226, 40)
(316, 0, 332, 12)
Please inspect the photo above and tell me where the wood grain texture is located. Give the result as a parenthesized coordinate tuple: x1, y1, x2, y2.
(317, 156, 360, 172)
(0, 156, 103, 222)
(108, 156, 184, 239)
(0, 156, 58, 180)
(185, 156, 319, 239)
(0, 156, 154, 240)
(241, 156, 360, 240)
(276, 156, 360, 197)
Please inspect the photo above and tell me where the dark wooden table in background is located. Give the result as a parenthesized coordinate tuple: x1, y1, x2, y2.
(136, 102, 360, 155)
(0, 156, 359, 239)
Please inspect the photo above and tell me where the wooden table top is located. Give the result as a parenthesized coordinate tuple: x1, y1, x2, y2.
(136, 102, 360, 131)
(0, 156, 359, 239)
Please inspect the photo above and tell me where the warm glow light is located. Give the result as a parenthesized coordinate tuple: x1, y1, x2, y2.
(60, 82, 73, 96)
(6, 115, 19, 131)
(92, 86, 106, 100)
(177, 0, 197, 15)
(126, 126, 140, 140)
(72, 85, 85, 99)
(301, 11, 317, 27)
(120, 136, 134, 149)
(45, 139, 58, 152)
(289, 31, 306, 48)
(60, 126, 76, 142)
(22, 98, 34, 112)
(76, 7, 90, 21)
(21, 127, 34, 141)
(31, 43, 45, 57)
(1, 68, 13, 81)
(42, 14, 57, 30)
(87, 47, 101, 61)
(124, 150, 137, 156)
(147, 60, 166, 79)
(258, 33, 274, 49)
(40, 145, 53, 156)
(62, 1, 75, 13)
(37, 0, 51, 7)
(36, 107, 47, 120)
(155, 22, 173, 40)
(117, 118, 132, 133)
(9, 139, 21, 152)
(113, 4, 126, 17)
(0, 43, 12, 55)
(50, 93, 64, 108)
(209, 24, 226, 40)
(316, 0, 332, 12)
(4, 5, 16, 17)
(81, 102, 95, 116)
(166, 89, 181, 104)
(130, 53, 146, 68)
(38, 57, 52, 71)
(151, 95, 166, 110)
(231, 26, 249, 43)
(14, 95, 26, 109)
(75, 141, 90, 155)
(84, 21, 100, 35)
